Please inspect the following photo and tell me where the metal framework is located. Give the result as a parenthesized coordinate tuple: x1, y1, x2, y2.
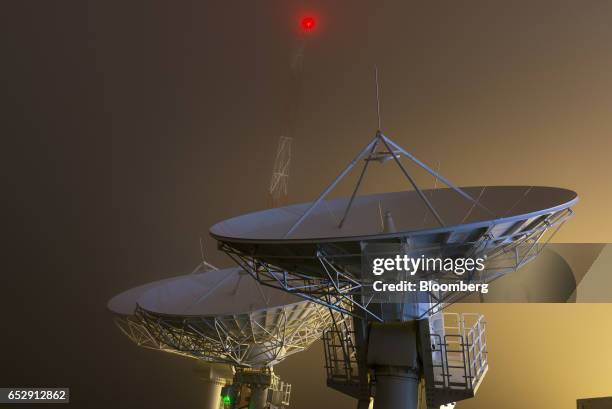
(112, 308, 299, 409)
(113, 314, 205, 360)
(135, 299, 335, 368)
(284, 131, 492, 238)
(217, 132, 575, 321)
(111, 261, 221, 362)
(421, 313, 488, 408)
(212, 129, 576, 409)
(220, 204, 572, 322)
(426, 313, 487, 392)
(320, 311, 488, 408)
(322, 318, 362, 399)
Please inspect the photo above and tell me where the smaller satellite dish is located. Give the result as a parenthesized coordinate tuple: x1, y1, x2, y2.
(135, 267, 336, 368)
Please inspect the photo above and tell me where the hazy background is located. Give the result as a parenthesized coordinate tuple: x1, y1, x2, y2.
(2, 1, 612, 408)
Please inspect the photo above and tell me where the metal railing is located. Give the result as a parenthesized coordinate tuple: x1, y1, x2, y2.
(269, 372, 291, 407)
(427, 313, 487, 391)
(322, 323, 360, 388)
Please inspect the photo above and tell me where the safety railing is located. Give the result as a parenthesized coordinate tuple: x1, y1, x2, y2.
(427, 313, 487, 391)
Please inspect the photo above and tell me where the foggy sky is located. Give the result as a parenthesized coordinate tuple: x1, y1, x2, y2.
(2, 1, 612, 408)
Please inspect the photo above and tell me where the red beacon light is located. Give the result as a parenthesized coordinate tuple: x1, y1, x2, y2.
(300, 16, 316, 32)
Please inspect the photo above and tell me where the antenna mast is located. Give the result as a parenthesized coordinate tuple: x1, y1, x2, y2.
(375, 65, 382, 130)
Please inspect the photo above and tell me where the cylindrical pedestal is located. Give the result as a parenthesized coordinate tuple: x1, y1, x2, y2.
(249, 386, 269, 409)
(193, 362, 233, 409)
(201, 378, 225, 409)
(373, 367, 419, 409)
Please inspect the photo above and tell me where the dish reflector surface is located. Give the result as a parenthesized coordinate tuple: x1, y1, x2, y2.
(210, 186, 577, 242)
(137, 267, 304, 316)
(108, 276, 178, 316)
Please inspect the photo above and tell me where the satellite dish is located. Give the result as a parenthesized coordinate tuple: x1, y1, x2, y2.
(108, 275, 234, 409)
(108, 267, 337, 409)
(135, 267, 333, 368)
(211, 130, 578, 409)
(212, 185, 576, 286)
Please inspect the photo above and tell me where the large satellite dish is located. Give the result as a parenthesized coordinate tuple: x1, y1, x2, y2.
(212, 185, 576, 281)
(211, 130, 578, 409)
(212, 132, 576, 319)
(108, 265, 337, 409)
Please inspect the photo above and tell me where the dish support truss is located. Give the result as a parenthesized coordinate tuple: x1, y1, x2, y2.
(284, 131, 495, 238)
(219, 205, 572, 322)
(134, 301, 335, 368)
(113, 314, 204, 361)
